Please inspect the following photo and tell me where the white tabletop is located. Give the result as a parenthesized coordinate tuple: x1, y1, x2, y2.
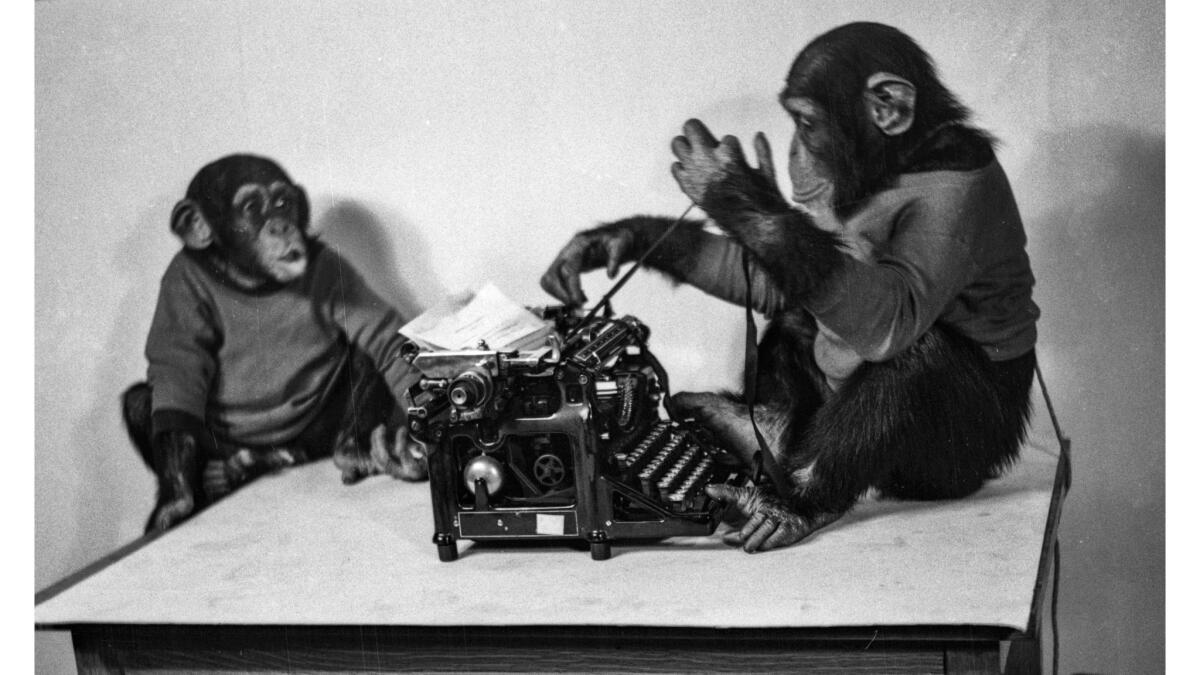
(36, 399, 1063, 631)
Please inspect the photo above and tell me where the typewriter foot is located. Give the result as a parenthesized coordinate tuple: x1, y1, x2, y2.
(434, 533, 458, 562)
(588, 531, 611, 561)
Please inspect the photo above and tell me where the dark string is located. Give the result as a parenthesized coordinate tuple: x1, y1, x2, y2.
(741, 248, 790, 494)
(565, 203, 696, 343)
(1034, 355, 1070, 675)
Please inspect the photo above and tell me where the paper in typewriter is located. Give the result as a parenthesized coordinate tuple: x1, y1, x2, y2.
(399, 282, 553, 351)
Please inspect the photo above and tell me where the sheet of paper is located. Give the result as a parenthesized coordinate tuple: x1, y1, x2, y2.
(399, 282, 552, 351)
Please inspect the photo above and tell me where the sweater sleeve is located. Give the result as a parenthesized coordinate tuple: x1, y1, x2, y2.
(807, 192, 978, 361)
(322, 252, 416, 395)
(674, 228, 791, 318)
(145, 256, 219, 437)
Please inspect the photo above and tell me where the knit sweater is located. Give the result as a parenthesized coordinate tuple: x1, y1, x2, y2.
(681, 161, 1038, 384)
(145, 241, 411, 445)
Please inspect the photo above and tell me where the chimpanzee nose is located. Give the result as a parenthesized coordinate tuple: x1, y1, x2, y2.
(265, 218, 297, 236)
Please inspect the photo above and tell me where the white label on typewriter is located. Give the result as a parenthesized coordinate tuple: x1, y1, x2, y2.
(536, 514, 566, 535)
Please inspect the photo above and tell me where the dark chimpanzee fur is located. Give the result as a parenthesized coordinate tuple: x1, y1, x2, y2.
(541, 22, 1038, 551)
(125, 154, 425, 533)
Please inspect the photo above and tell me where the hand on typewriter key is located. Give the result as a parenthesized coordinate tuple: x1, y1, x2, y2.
(540, 226, 635, 305)
(705, 483, 838, 553)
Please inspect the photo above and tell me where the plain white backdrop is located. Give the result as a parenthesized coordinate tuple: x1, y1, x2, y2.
(33, 2, 1165, 672)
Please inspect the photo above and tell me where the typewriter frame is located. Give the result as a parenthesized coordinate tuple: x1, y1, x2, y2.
(404, 308, 743, 561)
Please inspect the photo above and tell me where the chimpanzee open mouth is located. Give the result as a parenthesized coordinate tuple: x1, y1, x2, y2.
(280, 249, 305, 263)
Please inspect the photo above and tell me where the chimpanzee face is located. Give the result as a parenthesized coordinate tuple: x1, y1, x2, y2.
(227, 180, 308, 284)
(781, 96, 836, 211)
(172, 154, 314, 290)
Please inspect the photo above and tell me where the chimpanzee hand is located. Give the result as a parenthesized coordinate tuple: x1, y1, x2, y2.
(147, 430, 200, 533)
(540, 225, 637, 306)
(375, 425, 428, 482)
(670, 119, 778, 207)
(705, 483, 839, 552)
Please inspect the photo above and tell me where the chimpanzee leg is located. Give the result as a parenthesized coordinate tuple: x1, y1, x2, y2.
(785, 325, 1034, 520)
(875, 344, 1034, 500)
(752, 311, 826, 428)
(123, 381, 212, 499)
(122, 382, 214, 530)
(121, 383, 155, 469)
(673, 312, 826, 470)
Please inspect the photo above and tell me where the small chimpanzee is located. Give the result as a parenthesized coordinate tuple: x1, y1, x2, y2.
(541, 22, 1039, 551)
(123, 154, 426, 533)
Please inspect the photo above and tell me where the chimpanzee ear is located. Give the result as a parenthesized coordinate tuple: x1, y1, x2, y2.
(865, 72, 916, 136)
(170, 199, 215, 250)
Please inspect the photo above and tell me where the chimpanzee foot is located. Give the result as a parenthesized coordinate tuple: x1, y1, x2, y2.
(371, 426, 429, 482)
(204, 448, 299, 500)
(147, 491, 195, 533)
(335, 425, 429, 484)
(671, 391, 786, 469)
(705, 483, 842, 552)
(333, 432, 375, 485)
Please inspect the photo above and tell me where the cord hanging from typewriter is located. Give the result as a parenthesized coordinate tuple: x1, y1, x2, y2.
(741, 249, 791, 495)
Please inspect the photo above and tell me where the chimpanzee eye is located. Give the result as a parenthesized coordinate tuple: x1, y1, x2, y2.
(273, 194, 291, 209)
(240, 197, 263, 215)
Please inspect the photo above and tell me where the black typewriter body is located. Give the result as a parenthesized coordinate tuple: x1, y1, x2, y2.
(403, 308, 745, 561)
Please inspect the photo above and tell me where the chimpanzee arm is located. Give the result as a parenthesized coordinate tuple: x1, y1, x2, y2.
(700, 170, 846, 305)
(145, 253, 220, 441)
(314, 248, 416, 395)
(142, 253, 221, 531)
(591, 216, 790, 316)
(793, 176, 997, 362)
(807, 209, 973, 361)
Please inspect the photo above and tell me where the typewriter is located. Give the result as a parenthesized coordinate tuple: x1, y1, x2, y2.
(403, 306, 747, 561)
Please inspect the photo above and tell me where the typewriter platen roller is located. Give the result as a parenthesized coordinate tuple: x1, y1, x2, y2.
(404, 307, 747, 561)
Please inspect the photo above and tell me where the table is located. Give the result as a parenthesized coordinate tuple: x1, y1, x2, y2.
(36, 394, 1068, 674)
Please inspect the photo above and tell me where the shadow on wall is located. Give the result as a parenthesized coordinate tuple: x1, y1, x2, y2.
(61, 204, 169, 565)
(1014, 124, 1165, 671)
(1018, 124, 1165, 433)
(315, 200, 444, 323)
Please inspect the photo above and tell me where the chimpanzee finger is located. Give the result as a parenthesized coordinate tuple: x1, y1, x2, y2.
(543, 239, 588, 305)
(739, 510, 769, 541)
(682, 119, 719, 148)
(718, 135, 748, 167)
(538, 266, 567, 303)
(540, 259, 580, 306)
(760, 524, 802, 551)
(562, 259, 587, 306)
(604, 236, 627, 278)
(670, 162, 699, 204)
(741, 517, 779, 553)
(670, 134, 691, 161)
(705, 483, 752, 516)
(754, 132, 776, 181)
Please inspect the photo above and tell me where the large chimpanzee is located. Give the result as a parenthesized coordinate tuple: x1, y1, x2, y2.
(123, 154, 426, 533)
(541, 22, 1038, 551)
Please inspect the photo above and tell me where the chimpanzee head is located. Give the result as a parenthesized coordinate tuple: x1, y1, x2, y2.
(779, 22, 972, 217)
(170, 154, 312, 289)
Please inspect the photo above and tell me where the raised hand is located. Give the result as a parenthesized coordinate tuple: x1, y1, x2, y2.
(670, 119, 778, 206)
